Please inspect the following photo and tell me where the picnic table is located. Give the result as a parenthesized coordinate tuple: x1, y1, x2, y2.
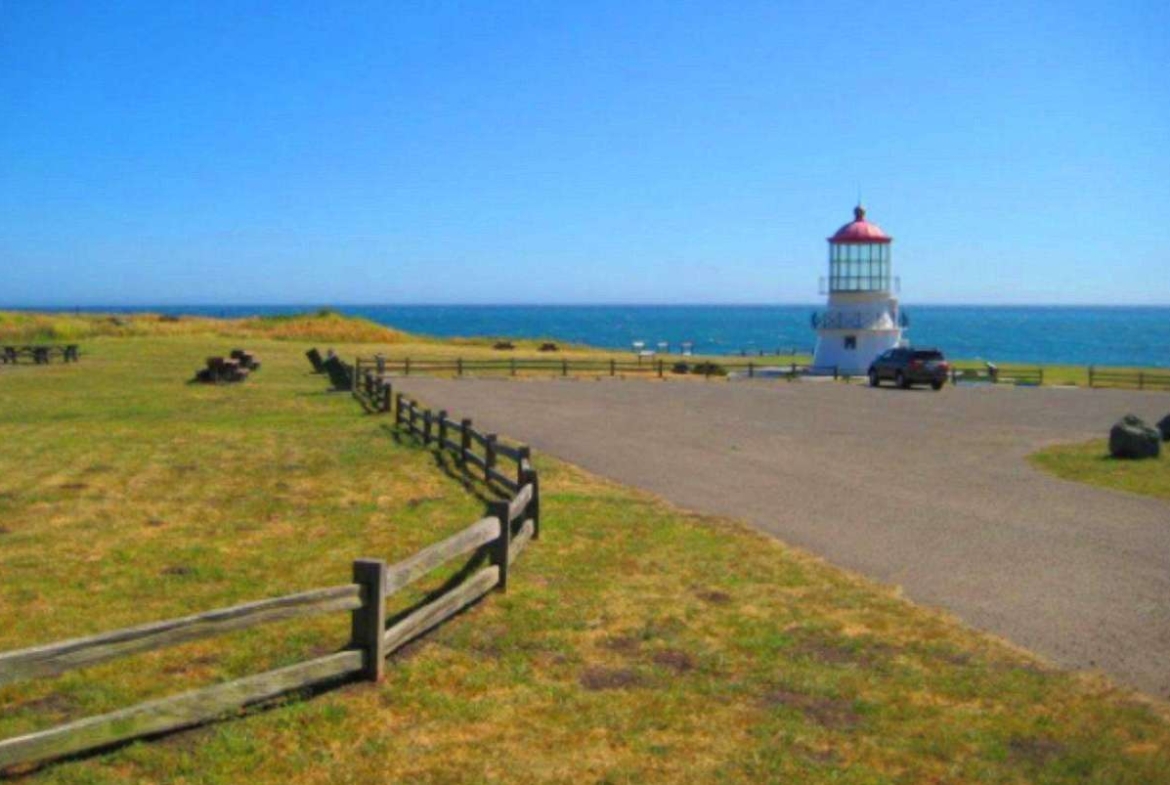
(1, 344, 80, 364)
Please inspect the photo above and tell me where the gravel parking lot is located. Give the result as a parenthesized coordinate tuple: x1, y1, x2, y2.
(398, 376, 1170, 699)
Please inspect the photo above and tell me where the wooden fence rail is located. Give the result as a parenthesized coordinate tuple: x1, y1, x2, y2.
(1087, 367, 1170, 391)
(0, 376, 540, 773)
(355, 355, 833, 383)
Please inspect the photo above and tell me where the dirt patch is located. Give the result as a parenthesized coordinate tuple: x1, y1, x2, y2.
(1008, 736, 1066, 766)
(788, 631, 893, 668)
(761, 689, 862, 730)
(406, 495, 445, 508)
(652, 649, 696, 673)
(161, 565, 193, 577)
(392, 637, 432, 662)
(601, 635, 641, 655)
(58, 482, 88, 491)
(695, 588, 732, 605)
(16, 692, 75, 715)
(580, 667, 645, 691)
(146, 518, 166, 528)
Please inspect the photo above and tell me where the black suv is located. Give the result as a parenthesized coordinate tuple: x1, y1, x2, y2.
(868, 348, 950, 390)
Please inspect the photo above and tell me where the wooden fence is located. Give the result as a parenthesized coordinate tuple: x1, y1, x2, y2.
(0, 394, 539, 773)
(950, 365, 1044, 386)
(355, 355, 832, 382)
(1087, 367, 1170, 391)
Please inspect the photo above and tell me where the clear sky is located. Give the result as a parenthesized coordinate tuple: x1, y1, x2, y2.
(1, 1, 1166, 306)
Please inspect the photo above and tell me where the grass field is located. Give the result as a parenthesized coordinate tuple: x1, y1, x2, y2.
(1030, 439, 1170, 502)
(1, 322, 1169, 783)
(4, 310, 1164, 387)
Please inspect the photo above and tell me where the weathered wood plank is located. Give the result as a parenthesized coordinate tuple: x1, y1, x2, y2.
(0, 651, 363, 770)
(465, 427, 488, 448)
(507, 484, 534, 523)
(384, 566, 499, 653)
(463, 450, 487, 471)
(384, 517, 500, 596)
(507, 519, 535, 567)
(486, 468, 519, 494)
(493, 443, 523, 462)
(0, 585, 362, 688)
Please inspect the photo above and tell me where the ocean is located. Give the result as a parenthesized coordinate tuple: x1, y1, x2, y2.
(43, 304, 1170, 368)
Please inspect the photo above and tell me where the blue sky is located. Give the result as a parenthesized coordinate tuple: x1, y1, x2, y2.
(1, 1, 1166, 306)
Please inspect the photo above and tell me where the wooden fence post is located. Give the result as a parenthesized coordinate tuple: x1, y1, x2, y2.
(658, 360, 664, 378)
(511, 358, 516, 377)
(351, 559, 387, 682)
(519, 448, 540, 541)
(562, 359, 568, 377)
(457, 358, 463, 377)
(517, 446, 530, 487)
(490, 501, 511, 593)
(485, 434, 497, 482)
(352, 358, 360, 395)
(1139, 372, 1145, 390)
(405, 357, 411, 376)
(423, 410, 433, 446)
(748, 361, 754, 379)
(375, 354, 386, 375)
(1088, 366, 1095, 388)
(610, 359, 615, 377)
(1038, 368, 1044, 386)
(437, 410, 448, 445)
(381, 381, 392, 414)
(395, 393, 405, 425)
(460, 419, 472, 477)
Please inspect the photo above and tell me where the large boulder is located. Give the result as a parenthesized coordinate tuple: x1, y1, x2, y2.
(322, 355, 353, 391)
(1157, 414, 1170, 442)
(1109, 414, 1162, 459)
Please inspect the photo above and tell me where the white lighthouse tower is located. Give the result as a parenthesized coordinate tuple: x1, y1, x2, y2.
(811, 205, 906, 374)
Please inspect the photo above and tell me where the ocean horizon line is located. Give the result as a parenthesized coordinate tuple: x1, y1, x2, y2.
(5, 302, 1170, 311)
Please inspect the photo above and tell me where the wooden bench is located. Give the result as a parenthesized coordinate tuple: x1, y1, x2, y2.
(1, 345, 80, 364)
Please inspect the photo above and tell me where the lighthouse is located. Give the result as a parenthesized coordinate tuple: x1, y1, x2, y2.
(811, 205, 906, 374)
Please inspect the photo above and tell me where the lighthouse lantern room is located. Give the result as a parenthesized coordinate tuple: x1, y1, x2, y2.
(811, 205, 906, 374)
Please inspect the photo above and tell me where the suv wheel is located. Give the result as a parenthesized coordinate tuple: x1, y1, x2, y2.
(931, 380, 943, 391)
(896, 371, 909, 389)
(868, 369, 879, 387)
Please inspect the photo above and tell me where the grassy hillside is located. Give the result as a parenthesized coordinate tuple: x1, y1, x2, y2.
(0, 325, 1167, 783)
(0, 310, 409, 344)
(1030, 439, 1170, 502)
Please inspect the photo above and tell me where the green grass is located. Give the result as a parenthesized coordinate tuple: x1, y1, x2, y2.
(1030, 439, 1170, 502)
(0, 330, 1168, 783)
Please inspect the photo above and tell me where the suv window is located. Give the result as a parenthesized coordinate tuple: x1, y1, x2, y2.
(911, 350, 943, 360)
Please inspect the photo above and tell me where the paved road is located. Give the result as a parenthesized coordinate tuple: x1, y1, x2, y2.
(398, 377, 1170, 698)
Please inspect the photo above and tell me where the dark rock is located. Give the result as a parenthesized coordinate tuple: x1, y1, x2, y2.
(1109, 414, 1161, 459)
(322, 355, 354, 391)
(1157, 414, 1170, 442)
(691, 361, 727, 377)
(539, 342, 559, 352)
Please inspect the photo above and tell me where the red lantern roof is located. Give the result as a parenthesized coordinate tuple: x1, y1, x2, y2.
(828, 205, 892, 244)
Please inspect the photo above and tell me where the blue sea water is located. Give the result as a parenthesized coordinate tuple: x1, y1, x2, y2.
(43, 304, 1170, 368)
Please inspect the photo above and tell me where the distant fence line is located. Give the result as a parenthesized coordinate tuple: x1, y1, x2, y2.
(354, 356, 1170, 391)
(1087, 367, 1170, 391)
(355, 355, 834, 381)
(0, 366, 540, 774)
